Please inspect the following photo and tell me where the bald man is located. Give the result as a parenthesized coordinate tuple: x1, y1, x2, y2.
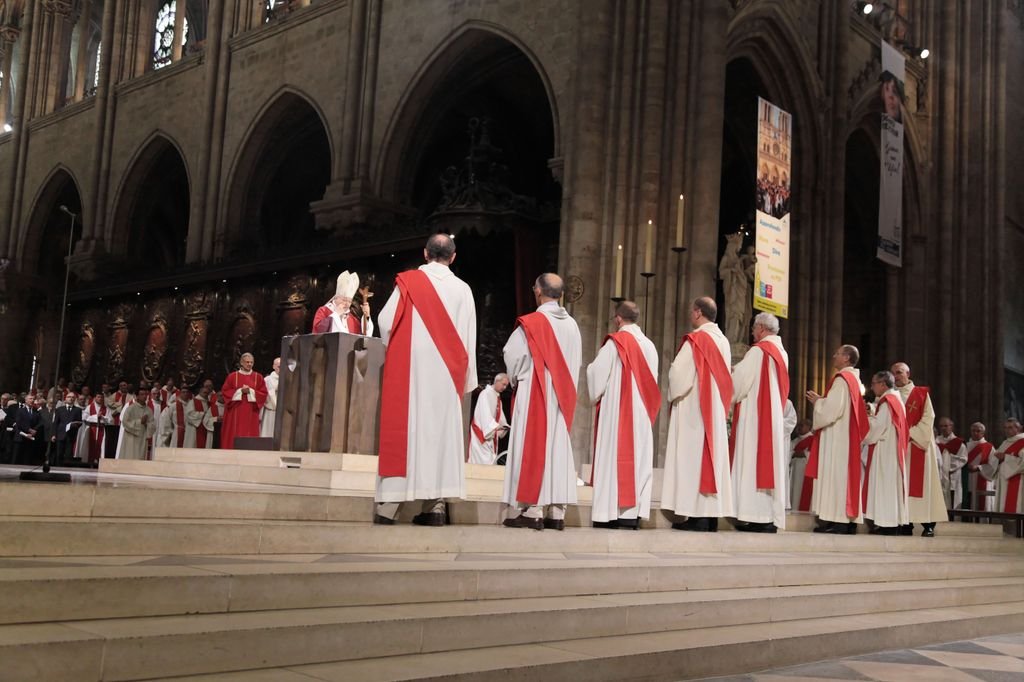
(935, 416, 967, 509)
(469, 374, 510, 465)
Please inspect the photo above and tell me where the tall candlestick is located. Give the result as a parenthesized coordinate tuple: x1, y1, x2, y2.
(614, 244, 623, 298)
(675, 194, 685, 248)
(644, 219, 654, 273)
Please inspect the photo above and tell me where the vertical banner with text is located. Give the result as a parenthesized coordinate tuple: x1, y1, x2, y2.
(877, 41, 905, 267)
(754, 97, 792, 318)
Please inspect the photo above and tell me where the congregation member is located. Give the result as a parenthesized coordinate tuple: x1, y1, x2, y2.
(502, 273, 581, 531)
(53, 393, 83, 464)
(145, 390, 164, 454)
(36, 397, 57, 464)
(115, 387, 156, 460)
(804, 344, 868, 535)
(789, 418, 814, 511)
(375, 234, 477, 525)
(260, 358, 281, 438)
(468, 374, 510, 466)
(964, 422, 996, 511)
(11, 396, 39, 465)
(220, 354, 268, 450)
(730, 312, 789, 533)
(661, 297, 733, 532)
(862, 371, 910, 535)
(312, 271, 374, 335)
(892, 362, 947, 536)
(586, 301, 659, 530)
(979, 418, 1024, 513)
(935, 417, 968, 509)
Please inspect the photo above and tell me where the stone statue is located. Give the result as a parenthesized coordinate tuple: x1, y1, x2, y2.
(718, 232, 756, 360)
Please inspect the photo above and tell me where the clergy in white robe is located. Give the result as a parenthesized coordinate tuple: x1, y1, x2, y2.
(935, 417, 968, 509)
(661, 297, 733, 532)
(979, 419, 1024, 513)
(260, 358, 280, 439)
(965, 422, 996, 511)
(168, 388, 194, 448)
(375, 235, 478, 525)
(156, 400, 173, 448)
(183, 397, 209, 448)
(115, 389, 156, 460)
(81, 395, 114, 464)
(729, 313, 789, 532)
(892, 363, 948, 535)
(862, 373, 910, 532)
(789, 419, 814, 511)
(804, 345, 869, 534)
(502, 274, 582, 530)
(468, 375, 510, 466)
(586, 301, 659, 528)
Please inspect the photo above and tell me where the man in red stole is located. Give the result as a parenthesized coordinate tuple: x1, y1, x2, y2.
(220, 353, 268, 450)
(661, 297, 733, 532)
(935, 416, 968, 509)
(375, 234, 478, 526)
(81, 393, 114, 465)
(789, 419, 814, 511)
(586, 300, 659, 530)
(730, 312, 789, 533)
(892, 362, 947, 536)
(502, 273, 582, 531)
(965, 422, 996, 511)
(468, 374, 510, 466)
(804, 344, 869, 535)
(312, 271, 374, 336)
(863, 371, 910, 534)
(979, 418, 1024, 513)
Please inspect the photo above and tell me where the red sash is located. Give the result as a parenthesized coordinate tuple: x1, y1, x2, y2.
(193, 399, 210, 448)
(470, 392, 504, 451)
(753, 341, 789, 489)
(968, 441, 995, 490)
(112, 392, 124, 426)
(174, 400, 186, 447)
(87, 404, 107, 462)
(861, 393, 908, 509)
(1002, 438, 1024, 512)
(600, 331, 660, 508)
(378, 270, 469, 478)
(679, 330, 732, 495)
(793, 434, 815, 512)
(939, 437, 964, 456)
(805, 371, 869, 518)
(904, 385, 930, 498)
(515, 312, 577, 504)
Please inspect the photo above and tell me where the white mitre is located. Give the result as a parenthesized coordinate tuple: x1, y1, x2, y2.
(335, 271, 359, 300)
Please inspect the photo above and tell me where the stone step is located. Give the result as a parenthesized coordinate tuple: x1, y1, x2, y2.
(0, 481, 1000, 536)
(3, 578, 1022, 681)
(0, 552, 1021, 625)
(0, 517, 1019, 557)
(158, 600, 1024, 682)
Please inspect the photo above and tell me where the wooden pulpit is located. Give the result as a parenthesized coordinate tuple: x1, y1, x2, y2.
(274, 332, 384, 454)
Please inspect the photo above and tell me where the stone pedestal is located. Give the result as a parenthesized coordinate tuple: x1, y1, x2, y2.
(275, 332, 384, 454)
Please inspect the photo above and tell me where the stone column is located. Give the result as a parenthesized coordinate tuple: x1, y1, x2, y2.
(338, 0, 366, 188)
(202, 0, 236, 260)
(0, 26, 18, 128)
(4, 0, 38, 259)
(40, 0, 74, 113)
(171, 0, 186, 62)
(72, 0, 92, 101)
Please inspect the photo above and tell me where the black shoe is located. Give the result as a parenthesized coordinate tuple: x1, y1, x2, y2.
(672, 517, 713, 532)
(372, 514, 395, 525)
(543, 518, 565, 531)
(898, 524, 913, 536)
(411, 512, 446, 527)
(874, 526, 898, 536)
(503, 515, 544, 531)
(813, 521, 832, 534)
(592, 520, 618, 529)
(736, 522, 778, 534)
(616, 518, 640, 530)
(921, 524, 935, 537)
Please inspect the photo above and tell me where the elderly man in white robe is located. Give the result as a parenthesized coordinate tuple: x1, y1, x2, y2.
(586, 300, 659, 530)
(374, 234, 477, 526)
(965, 422, 996, 511)
(804, 344, 869, 535)
(260, 358, 280, 439)
(891, 362, 947, 537)
(469, 374, 510, 465)
(935, 416, 968, 509)
(115, 387, 156, 460)
(862, 371, 910, 534)
(979, 418, 1024, 513)
(730, 312, 789, 533)
(502, 273, 582, 531)
(662, 297, 733, 532)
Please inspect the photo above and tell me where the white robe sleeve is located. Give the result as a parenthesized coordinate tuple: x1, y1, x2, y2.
(503, 327, 531, 388)
(460, 284, 478, 394)
(377, 287, 401, 346)
(585, 340, 617, 406)
(667, 341, 696, 405)
(1004, 454, 1024, 478)
(979, 455, 1001, 481)
(121, 405, 144, 437)
(783, 400, 798, 439)
(730, 346, 763, 405)
(473, 389, 502, 440)
(812, 377, 850, 431)
(949, 443, 968, 473)
(864, 401, 891, 445)
(264, 375, 278, 411)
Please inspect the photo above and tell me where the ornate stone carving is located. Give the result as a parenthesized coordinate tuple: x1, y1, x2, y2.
(181, 292, 212, 387)
(141, 309, 169, 384)
(105, 303, 133, 383)
(71, 320, 95, 385)
(0, 26, 20, 45)
(42, 0, 74, 17)
(719, 232, 755, 362)
(564, 275, 584, 304)
(225, 301, 258, 373)
(848, 55, 882, 106)
(278, 275, 311, 339)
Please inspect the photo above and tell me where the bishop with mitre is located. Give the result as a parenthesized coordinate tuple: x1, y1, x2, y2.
(312, 270, 374, 335)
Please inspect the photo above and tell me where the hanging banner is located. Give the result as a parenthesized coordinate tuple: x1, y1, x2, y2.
(877, 40, 905, 267)
(753, 97, 792, 319)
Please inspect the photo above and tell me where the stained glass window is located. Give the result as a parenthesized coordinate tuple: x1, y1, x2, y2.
(93, 42, 102, 89)
(153, 2, 176, 69)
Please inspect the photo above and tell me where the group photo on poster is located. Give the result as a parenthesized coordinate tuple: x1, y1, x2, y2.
(753, 97, 792, 319)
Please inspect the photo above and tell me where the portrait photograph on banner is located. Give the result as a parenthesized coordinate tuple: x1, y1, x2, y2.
(877, 40, 905, 267)
(753, 97, 792, 319)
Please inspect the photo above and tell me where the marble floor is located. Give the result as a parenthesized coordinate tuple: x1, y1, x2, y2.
(699, 632, 1024, 681)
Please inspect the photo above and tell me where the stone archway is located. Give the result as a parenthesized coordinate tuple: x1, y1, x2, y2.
(221, 89, 332, 258)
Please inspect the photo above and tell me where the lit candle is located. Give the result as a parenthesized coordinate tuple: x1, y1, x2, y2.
(644, 219, 654, 273)
(675, 194, 685, 248)
(614, 244, 623, 298)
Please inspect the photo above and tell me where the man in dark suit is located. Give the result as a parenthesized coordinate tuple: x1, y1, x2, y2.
(12, 395, 41, 465)
(54, 394, 84, 465)
(36, 398, 57, 465)
(0, 396, 15, 464)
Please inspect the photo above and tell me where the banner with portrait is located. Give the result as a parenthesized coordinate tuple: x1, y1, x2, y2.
(877, 40, 905, 267)
(753, 97, 792, 318)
